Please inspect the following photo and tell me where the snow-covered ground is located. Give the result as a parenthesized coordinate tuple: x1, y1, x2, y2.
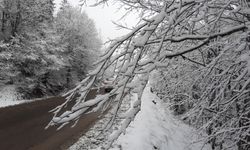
(0, 85, 24, 107)
(0, 85, 54, 108)
(69, 83, 212, 150)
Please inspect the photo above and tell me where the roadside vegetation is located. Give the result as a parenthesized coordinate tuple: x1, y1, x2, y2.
(0, 0, 101, 99)
(49, 1, 250, 150)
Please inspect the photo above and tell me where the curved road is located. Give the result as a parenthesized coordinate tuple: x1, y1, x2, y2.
(0, 88, 109, 150)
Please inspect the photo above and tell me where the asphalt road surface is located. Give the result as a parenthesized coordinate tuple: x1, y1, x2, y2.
(0, 88, 109, 150)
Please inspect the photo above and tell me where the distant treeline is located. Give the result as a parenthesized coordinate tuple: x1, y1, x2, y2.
(0, 0, 101, 99)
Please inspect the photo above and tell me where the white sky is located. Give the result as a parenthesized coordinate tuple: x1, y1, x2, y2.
(54, 0, 137, 42)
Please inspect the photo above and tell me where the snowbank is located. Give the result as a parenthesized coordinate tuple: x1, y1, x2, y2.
(110, 84, 211, 150)
(69, 83, 211, 150)
(0, 85, 53, 108)
(0, 85, 28, 108)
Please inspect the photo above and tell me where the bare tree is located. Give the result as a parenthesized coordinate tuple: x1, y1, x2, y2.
(47, 0, 250, 149)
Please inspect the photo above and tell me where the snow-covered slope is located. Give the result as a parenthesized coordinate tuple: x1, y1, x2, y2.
(69, 83, 211, 150)
(110, 84, 211, 150)
(0, 85, 23, 107)
(0, 85, 40, 108)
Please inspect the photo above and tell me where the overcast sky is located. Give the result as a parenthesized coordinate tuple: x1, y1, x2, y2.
(54, 0, 137, 42)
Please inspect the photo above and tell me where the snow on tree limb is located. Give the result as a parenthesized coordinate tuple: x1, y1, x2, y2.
(49, 0, 250, 149)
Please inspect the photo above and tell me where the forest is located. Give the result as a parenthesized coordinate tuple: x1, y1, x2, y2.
(0, 0, 249, 150)
(0, 0, 101, 99)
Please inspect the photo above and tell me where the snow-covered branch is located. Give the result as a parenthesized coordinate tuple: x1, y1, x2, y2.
(49, 0, 250, 149)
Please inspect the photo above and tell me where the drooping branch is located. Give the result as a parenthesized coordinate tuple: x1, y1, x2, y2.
(49, 0, 250, 149)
